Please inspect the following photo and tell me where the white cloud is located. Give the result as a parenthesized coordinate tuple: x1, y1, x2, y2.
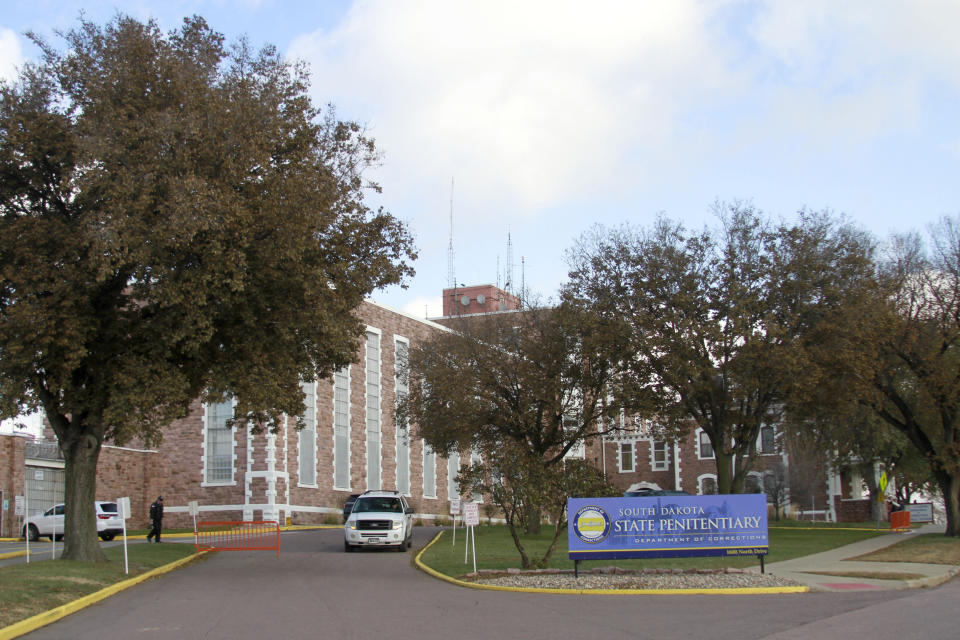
(287, 1, 960, 222)
(372, 293, 443, 320)
(0, 28, 23, 82)
(745, 1, 960, 137)
(289, 0, 730, 221)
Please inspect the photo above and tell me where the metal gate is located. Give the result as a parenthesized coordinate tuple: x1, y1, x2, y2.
(24, 465, 65, 519)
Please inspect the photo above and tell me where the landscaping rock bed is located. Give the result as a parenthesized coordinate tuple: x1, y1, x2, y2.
(465, 567, 803, 591)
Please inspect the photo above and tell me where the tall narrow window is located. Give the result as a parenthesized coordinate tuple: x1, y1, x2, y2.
(366, 330, 382, 490)
(563, 414, 585, 459)
(298, 381, 317, 486)
(395, 337, 410, 495)
(333, 367, 351, 490)
(651, 440, 669, 471)
(447, 450, 461, 500)
(205, 400, 234, 484)
(760, 426, 776, 454)
(470, 449, 484, 502)
(423, 442, 436, 498)
(619, 442, 635, 472)
(698, 431, 715, 459)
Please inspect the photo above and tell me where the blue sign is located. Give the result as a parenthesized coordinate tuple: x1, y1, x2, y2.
(568, 494, 769, 561)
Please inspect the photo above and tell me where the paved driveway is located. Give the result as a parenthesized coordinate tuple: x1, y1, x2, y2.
(20, 528, 958, 640)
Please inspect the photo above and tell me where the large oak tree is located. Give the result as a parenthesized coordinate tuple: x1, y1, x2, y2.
(825, 219, 960, 536)
(564, 204, 875, 494)
(0, 16, 415, 561)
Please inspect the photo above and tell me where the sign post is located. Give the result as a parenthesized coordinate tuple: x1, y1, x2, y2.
(189, 500, 199, 548)
(463, 501, 479, 574)
(450, 499, 461, 546)
(118, 497, 131, 574)
(877, 471, 889, 530)
(23, 488, 29, 563)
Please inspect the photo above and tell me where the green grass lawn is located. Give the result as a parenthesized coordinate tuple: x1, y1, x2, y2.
(0, 543, 200, 629)
(421, 522, 887, 578)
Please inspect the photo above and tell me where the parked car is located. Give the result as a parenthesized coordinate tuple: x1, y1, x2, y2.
(624, 489, 691, 497)
(343, 490, 414, 552)
(342, 493, 361, 521)
(22, 501, 124, 542)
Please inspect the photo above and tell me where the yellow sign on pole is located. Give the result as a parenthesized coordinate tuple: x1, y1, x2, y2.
(879, 471, 888, 492)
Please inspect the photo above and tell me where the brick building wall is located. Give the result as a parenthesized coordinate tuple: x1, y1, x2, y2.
(835, 497, 872, 522)
(584, 426, 788, 498)
(94, 446, 157, 529)
(2, 290, 853, 532)
(96, 298, 467, 528)
(0, 434, 27, 537)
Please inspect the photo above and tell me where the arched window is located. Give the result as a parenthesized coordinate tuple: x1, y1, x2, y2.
(699, 475, 718, 495)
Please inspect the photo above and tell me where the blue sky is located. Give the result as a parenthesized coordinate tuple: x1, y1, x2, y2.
(2, 0, 959, 326)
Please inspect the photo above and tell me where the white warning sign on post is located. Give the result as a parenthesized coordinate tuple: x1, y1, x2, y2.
(463, 501, 480, 527)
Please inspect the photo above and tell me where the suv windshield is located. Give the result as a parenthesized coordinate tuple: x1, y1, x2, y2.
(352, 497, 403, 513)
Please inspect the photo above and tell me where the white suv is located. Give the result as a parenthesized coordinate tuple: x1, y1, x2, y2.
(344, 490, 414, 552)
(22, 501, 124, 542)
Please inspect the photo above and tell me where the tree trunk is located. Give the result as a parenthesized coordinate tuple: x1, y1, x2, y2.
(715, 451, 733, 494)
(861, 467, 884, 522)
(525, 504, 542, 535)
(940, 473, 959, 537)
(506, 520, 532, 569)
(61, 431, 108, 562)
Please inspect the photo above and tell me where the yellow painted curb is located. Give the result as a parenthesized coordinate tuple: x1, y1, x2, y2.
(0, 549, 212, 640)
(414, 530, 809, 596)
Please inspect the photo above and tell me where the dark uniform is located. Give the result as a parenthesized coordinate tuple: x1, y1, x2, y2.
(147, 496, 164, 542)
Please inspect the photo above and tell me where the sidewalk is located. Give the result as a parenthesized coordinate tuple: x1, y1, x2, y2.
(758, 523, 959, 592)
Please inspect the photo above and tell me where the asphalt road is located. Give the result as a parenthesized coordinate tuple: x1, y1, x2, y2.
(17, 528, 959, 640)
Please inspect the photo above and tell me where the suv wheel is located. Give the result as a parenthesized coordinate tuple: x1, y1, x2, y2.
(396, 541, 407, 552)
(344, 541, 354, 553)
(24, 524, 39, 542)
(100, 533, 115, 541)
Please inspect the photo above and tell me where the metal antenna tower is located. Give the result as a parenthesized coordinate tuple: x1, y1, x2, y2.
(504, 229, 514, 295)
(447, 178, 455, 290)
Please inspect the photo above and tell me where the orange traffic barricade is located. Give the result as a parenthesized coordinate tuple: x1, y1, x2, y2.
(889, 510, 911, 532)
(195, 520, 281, 557)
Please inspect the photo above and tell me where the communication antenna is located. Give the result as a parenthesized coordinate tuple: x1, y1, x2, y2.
(521, 255, 526, 304)
(447, 178, 455, 290)
(504, 229, 514, 295)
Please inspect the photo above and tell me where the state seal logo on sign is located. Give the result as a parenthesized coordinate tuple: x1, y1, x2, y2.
(572, 505, 610, 544)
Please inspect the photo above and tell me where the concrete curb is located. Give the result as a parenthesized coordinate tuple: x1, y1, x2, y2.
(0, 549, 213, 640)
(901, 566, 960, 590)
(413, 530, 809, 596)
